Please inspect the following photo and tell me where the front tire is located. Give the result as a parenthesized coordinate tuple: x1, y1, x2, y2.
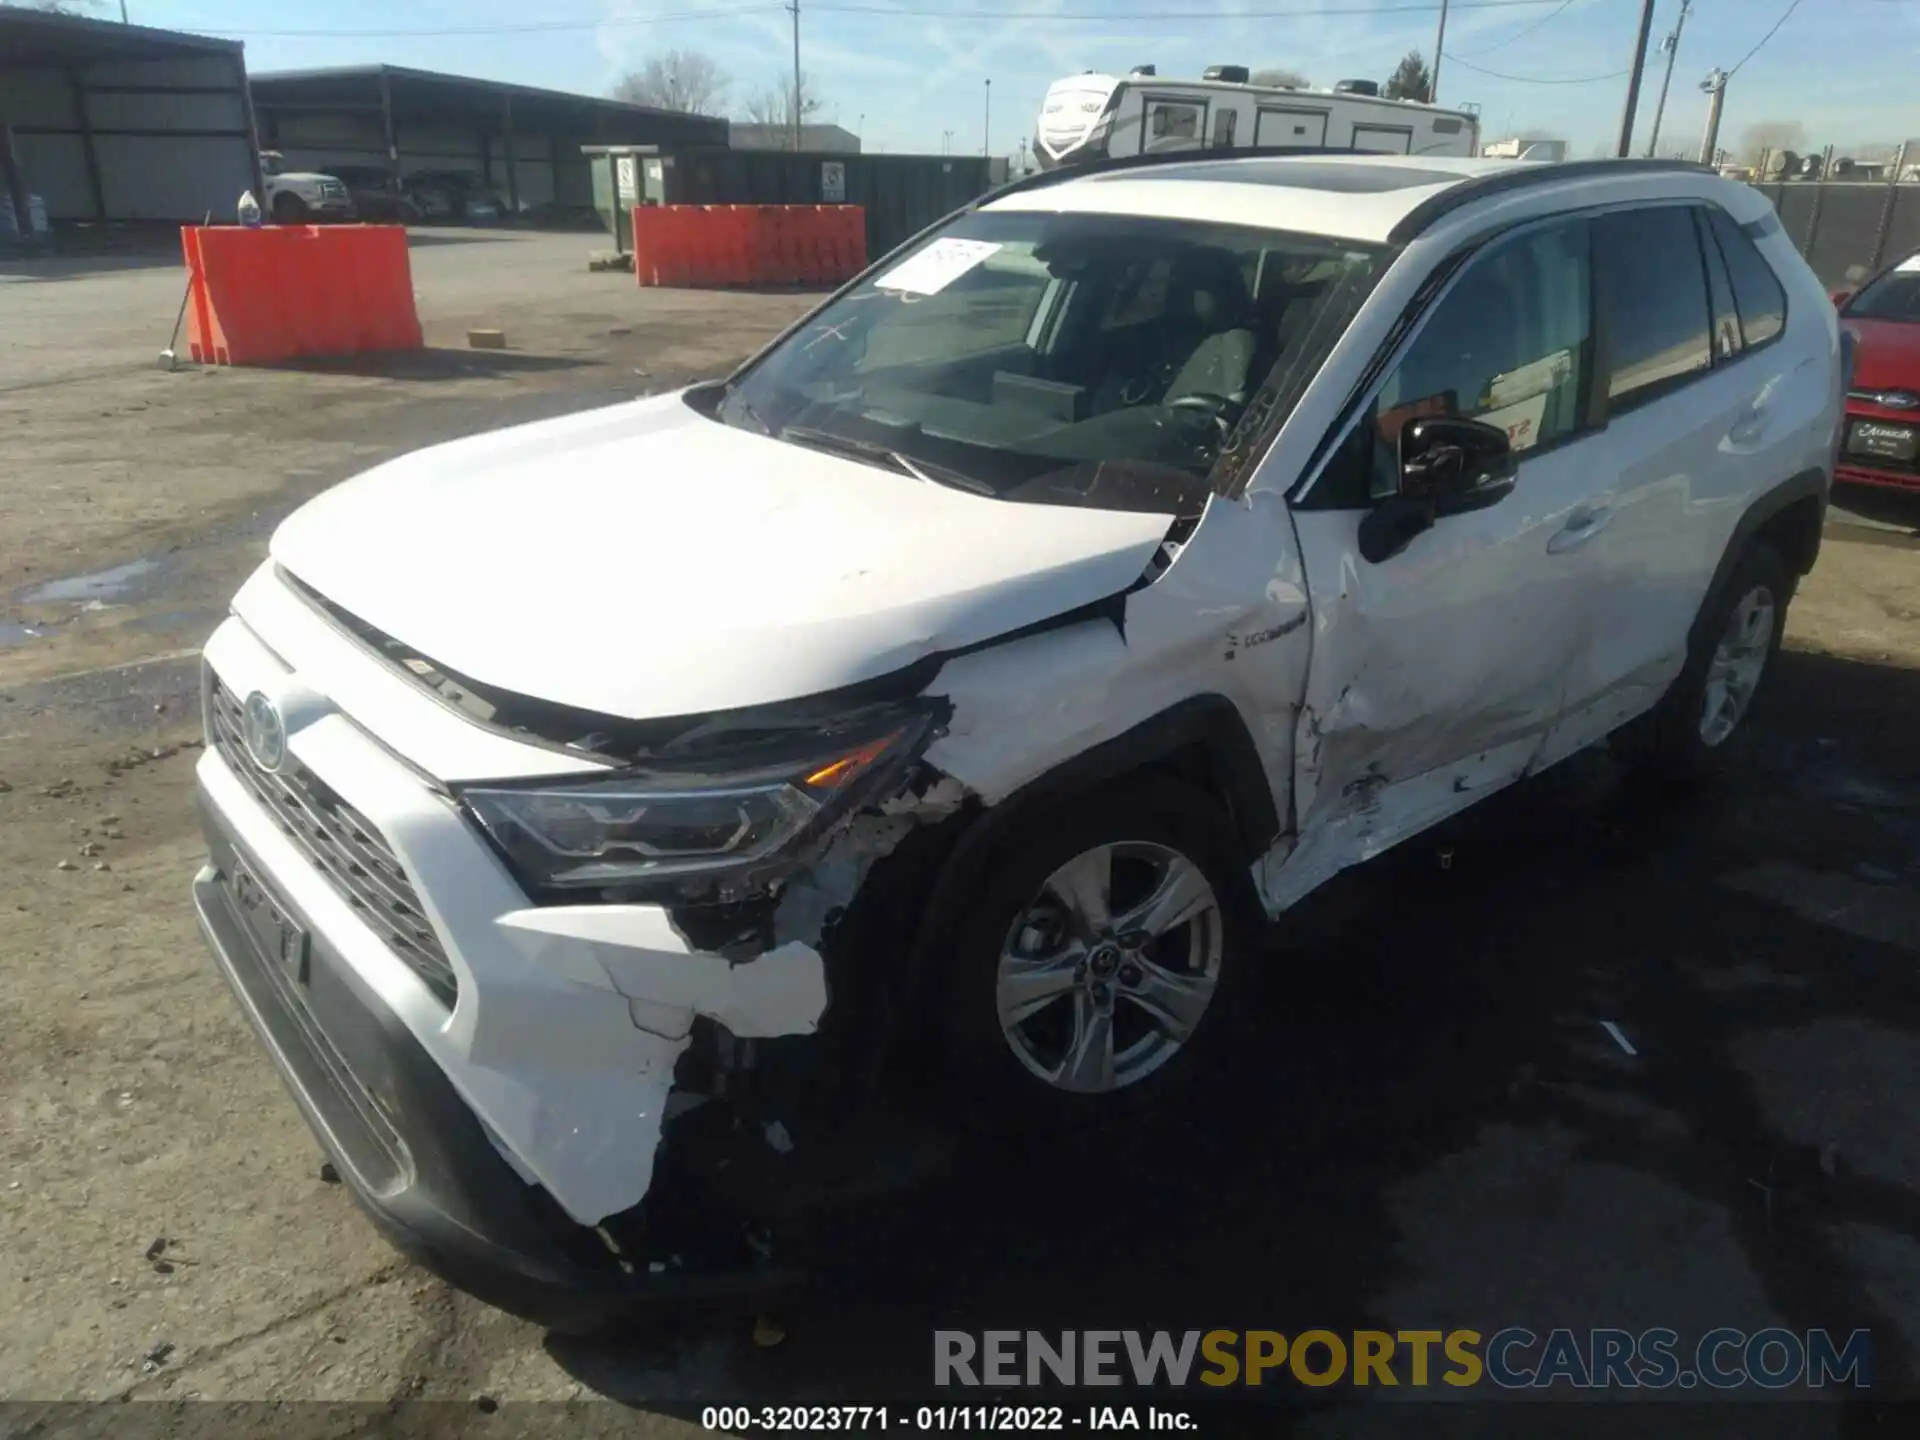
(270, 191, 308, 224)
(1615, 538, 1790, 778)
(933, 775, 1260, 1133)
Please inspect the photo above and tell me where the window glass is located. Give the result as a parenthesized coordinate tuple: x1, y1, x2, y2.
(855, 245, 1053, 370)
(1595, 207, 1712, 409)
(718, 210, 1385, 504)
(1696, 209, 1743, 361)
(1361, 218, 1593, 496)
(1150, 103, 1201, 141)
(1708, 207, 1788, 345)
(1103, 257, 1175, 328)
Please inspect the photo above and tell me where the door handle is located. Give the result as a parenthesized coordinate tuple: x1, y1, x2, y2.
(1728, 408, 1768, 445)
(1547, 506, 1612, 554)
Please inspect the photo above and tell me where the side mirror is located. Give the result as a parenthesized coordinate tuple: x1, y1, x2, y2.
(1358, 415, 1518, 564)
(1831, 288, 1855, 309)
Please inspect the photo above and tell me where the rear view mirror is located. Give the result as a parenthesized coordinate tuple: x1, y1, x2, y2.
(1399, 416, 1518, 511)
(1358, 416, 1518, 564)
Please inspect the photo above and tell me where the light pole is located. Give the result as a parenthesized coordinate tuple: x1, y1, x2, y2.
(1698, 67, 1728, 168)
(984, 78, 992, 158)
(1430, 0, 1449, 103)
(1615, 0, 1658, 157)
(787, 1, 802, 151)
(1644, 0, 1692, 159)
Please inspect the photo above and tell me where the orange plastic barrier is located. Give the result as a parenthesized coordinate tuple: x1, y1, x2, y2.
(632, 204, 867, 289)
(182, 224, 421, 367)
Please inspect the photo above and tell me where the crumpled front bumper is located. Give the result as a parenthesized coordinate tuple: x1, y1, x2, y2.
(193, 815, 795, 1329)
(194, 569, 834, 1250)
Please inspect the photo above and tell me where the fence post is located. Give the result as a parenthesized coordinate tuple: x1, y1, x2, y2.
(1801, 143, 1835, 257)
(1868, 141, 1909, 275)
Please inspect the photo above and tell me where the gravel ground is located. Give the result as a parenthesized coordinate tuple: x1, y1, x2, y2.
(4, 228, 1920, 1431)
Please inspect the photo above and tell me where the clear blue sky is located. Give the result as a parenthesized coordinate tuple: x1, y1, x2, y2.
(114, 0, 1914, 161)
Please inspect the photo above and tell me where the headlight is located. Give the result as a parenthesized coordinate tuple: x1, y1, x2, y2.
(460, 708, 932, 894)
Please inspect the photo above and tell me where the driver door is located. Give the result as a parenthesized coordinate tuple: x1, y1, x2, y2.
(1285, 214, 1613, 856)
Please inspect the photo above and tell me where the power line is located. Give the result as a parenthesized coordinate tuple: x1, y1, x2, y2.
(159, 6, 777, 39)
(1728, 0, 1806, 76)
(161, 0, 1577, 38)
(814, 0, 1569, 15)
(1442, 51, 1629, 83)
(1454, 0, 1578, 58)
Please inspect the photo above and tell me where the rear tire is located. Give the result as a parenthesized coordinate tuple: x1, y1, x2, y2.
(1614, 538, 1790, 780)
(932, 774, 1262, 1135)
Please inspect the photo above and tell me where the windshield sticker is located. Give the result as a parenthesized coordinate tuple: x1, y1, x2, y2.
(1898, 254, 1920, 273)
(877, 238, 1004, 295)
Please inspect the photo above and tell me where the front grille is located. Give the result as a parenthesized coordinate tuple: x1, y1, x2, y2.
(209, 679, 458, 1006)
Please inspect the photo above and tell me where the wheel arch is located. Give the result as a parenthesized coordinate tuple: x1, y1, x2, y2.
(1690, 466, 1827, 655)
(868, 696, 1278, 1062)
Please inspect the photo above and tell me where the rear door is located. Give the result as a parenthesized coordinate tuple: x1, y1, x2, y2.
(1287, 215, 1610, 851)
(1542, 202, 1798, 757)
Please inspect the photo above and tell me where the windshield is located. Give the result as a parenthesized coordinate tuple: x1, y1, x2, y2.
(1846, 263, 1920, 322)
(714, 209, 1384, 511)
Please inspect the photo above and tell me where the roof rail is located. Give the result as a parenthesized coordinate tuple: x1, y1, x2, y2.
(979, 144, 1349, 205)
(1386, 157, 1715, 243)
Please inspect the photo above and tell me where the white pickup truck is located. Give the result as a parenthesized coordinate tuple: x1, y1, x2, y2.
(260, 151, 355, 223)
(192, 152, 1841, 1328)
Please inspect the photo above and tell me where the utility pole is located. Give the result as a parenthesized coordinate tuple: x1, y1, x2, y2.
(120, 2, 130, 21)
(788, 1, 802, 152)
(1644, 0, 1691, 158)
(1429, 0, 1449, 103)
(1698, 67, 1727, 168)
(1615, 0, 1658, 158)
(983, 78, 991, 158)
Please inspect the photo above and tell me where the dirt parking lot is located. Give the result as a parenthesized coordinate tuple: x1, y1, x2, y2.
(5, 228, 1920, 1431)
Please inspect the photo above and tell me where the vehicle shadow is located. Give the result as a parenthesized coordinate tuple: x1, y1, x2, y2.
(542, 647, 1920, 1423)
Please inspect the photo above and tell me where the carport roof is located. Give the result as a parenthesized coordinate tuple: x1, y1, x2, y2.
(0, 7, 241, 67)
(250, 64, 723, 133)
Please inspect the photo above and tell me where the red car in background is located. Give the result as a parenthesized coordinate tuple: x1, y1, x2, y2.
(1835, 255, 1920, 492)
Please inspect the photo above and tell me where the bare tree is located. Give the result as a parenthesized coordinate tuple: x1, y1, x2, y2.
(1250, 67, 1309, 89)
(612, 49, 730, 115)
(741, 71, 825, 147)
(1736, 120, 1807, 166)
(1383, 49, 1432, 103)
(6, 1, 107, 12)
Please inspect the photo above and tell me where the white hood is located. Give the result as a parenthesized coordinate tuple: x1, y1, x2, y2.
(270, 392, 1175, 721)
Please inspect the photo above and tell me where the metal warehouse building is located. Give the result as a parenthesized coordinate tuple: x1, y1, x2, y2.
(0, 8, 260, 226)
(249, 65, 728, 215)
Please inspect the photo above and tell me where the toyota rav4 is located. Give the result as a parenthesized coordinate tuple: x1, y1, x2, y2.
(192, 153, 1841, 1328)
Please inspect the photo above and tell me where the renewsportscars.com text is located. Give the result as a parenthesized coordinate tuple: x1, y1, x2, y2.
(933, 1328, 1871, 1390)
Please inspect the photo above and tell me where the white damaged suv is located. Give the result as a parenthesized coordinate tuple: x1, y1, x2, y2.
(193, 153, 1841, 1326)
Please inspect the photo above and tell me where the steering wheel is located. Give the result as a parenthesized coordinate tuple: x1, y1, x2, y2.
(1165, 391, 1243, 436)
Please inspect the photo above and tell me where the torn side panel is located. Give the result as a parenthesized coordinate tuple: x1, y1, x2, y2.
(926, 492, 1308, 811)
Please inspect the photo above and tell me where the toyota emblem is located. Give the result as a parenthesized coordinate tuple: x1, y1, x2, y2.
(242, 690, 287, 772)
